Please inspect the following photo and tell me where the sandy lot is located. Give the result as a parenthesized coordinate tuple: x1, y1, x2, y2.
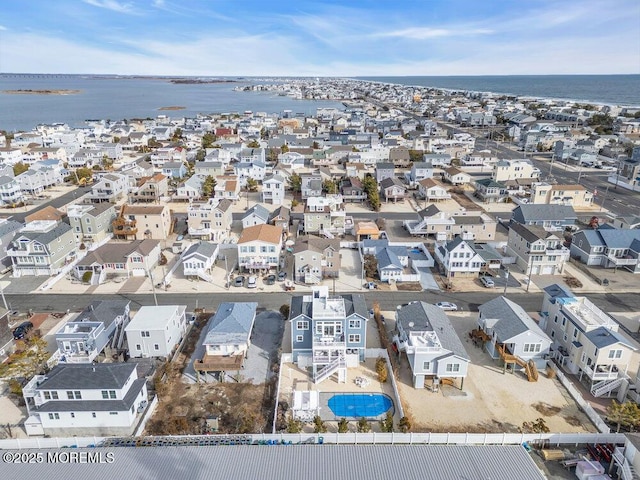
(390, 311, 596, 433)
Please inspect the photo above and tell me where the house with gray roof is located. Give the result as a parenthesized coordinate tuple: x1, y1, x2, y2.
(510, 204, 577, 231)
(22, 362, 148, 437)
(262, 174, 285, 205)
(375, 162, 395, 183)
(289, 287, 368, 384)
(474, 178, 508, 203)
(194, 302, 258, 374)
(570, 227, 640, 273)
(379, 177, 407, 203)
(293, 235, 340, 284)
(126, 305, 187, 359)
(539, 284, 637, 395)
(53, 299, 131, 365)
(181, 241, 219, 282)
(507, 222, 569, 275)
(241, 204, 271, 228)
(8, 220, 76, 277)
(0, 219, 23, 271)
(394, 301, 470, 389)
(477, 296, 552, 371)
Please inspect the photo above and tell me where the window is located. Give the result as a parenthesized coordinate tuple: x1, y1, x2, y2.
(48, 413, 60, 420)
(551, 331, 555, 338)
(423, 361, 430, 370)
(141, 331, 150, 337)
(70, 413, 75, 418)
(91, 412, 97, 418)
(348, 319, 361, 329)
(296, 321, 309, 330)
(154, 344, 159, 350)
(109, 412, 118, 416)
(73, 391, 81, 399)
(561, 317, 566, 326)
(348, 334, 361, 343)
(102, 390, 109, 399)
(608, 349, 623, 359)
(44, 391, 51, 400)
(523, 343, 542, 353)
(446, 364, 460, 373)
(67, 391, 75, 399)
(136, 344, 141, 350)
(296, 335, 304, 342)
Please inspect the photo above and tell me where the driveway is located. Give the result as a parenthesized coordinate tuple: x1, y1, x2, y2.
(417, 267, 440, 291)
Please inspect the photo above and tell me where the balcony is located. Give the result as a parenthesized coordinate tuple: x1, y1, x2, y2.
(193, 354, 244, 372)
(607, 254, 637, 266)
(582, 363, 621, 381)
(312, 333, 346, 348)
(312, 351, 345, 365)
(113, 218, 138, 237)
(189, 227, 212, 236)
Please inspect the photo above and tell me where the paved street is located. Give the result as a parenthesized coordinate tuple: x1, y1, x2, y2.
(6, 290, 640, 316)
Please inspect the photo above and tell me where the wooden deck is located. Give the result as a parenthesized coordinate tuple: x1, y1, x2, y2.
(193, 354, 244, 372)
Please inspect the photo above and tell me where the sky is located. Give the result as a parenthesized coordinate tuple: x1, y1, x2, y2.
(0, 0, 639, 76)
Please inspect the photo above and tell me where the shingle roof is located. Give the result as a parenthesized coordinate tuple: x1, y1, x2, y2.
(397, 302, 469, 360)
(242, 204, 270, 222)
(479, 296, 549, 343)
(37, 363, 137, 390)
(238, 224, 282, 244)
(511, 205, 577, 224)
(183, 241, 218, 260)
(77, 239, 159, 266)
(204, 302, 257, 345)
(73, 299, 130, 328)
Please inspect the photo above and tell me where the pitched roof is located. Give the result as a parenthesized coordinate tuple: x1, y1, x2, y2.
(122, 205, 167, 215)
(183, 241, 219, 260)
(24, 206, 66, 223)
(77, 239, 159, 266)
(293, 235, 339, 254)
(204, 302, 258, 345)
(73, 299, 130, 328)
(511, 205, 577, 223)
(242, 204, 270, 222)
(238, 224, 282, 244)
(479, 296, 549, 342)
(37, 363, 137, 390)
(396, 301, 469, 360)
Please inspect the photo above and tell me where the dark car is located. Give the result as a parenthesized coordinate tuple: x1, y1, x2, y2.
(13, 321, 34, 340)
(277, 271, 287, 281)
(264, 274, 276, 285)
(234, 275, 245, 287)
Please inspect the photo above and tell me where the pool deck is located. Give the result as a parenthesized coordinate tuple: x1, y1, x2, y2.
(320, 392, 394, 421)
(279, 358, 401, 425)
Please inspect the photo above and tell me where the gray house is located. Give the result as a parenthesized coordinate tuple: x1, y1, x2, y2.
(375, 163, 395, 183)
(510, 204, 577, 231)
(54, 299, 131, 364)
(0, 220, 22, 271)
(289, 287, 368, 384)
(477, 296, 552, 373)
(395, 301, 470, 389)
(67, 203, 117, 246)
(241, 204, 270, 229)
(293, 235, 340, 284)
(570, 227, 640, 272)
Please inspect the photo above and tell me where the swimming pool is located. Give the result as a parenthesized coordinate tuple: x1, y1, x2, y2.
(327, 393, 393, 419)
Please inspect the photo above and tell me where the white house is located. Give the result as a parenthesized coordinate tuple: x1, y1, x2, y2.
(262, 174, 285, 205)
(237, 224, 283, 272)
(477, 296, 552, 373)
(126, 305, 187, 358)
(418, 178, 451, 201)
(22, 363, 148, 437)
(181, 242, 220, 283)
(194, 302, 258, 374)
(395, 301, 470, 389)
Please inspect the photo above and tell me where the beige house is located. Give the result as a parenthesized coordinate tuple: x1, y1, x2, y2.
(129, 173, 169, 203)
(506, 222, 570, 275)
(530, 182, 593, 208)
(293, 235, 341, 284)
(121, 205, 172, 241)
(187, 198, 232, 242)
(404, 205, 497, 241)
(492, 159, 541, 184)
(303, 195, 352, 236)
(237, 224, 283, 273)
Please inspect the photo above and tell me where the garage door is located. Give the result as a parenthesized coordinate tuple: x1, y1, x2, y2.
(541, 265, 554, 275)
(530, 265, 540, 275)
(131, 268, 146, 277)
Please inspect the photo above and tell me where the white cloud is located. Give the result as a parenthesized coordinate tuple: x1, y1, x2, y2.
(375, 27, 493, 40)
(82, 0, 137, 14)
(0, 25, 7, 31)
(152, 0, 165, 6)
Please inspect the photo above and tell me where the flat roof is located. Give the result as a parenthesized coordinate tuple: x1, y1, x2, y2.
(126, 305, 185, 331)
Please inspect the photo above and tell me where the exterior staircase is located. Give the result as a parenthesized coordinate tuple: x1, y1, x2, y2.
(196, 269, 214, 283)
(591, 377, 625, 397)
(320, 229, 335, 239)
(613, 447, 640, 480)
(314, 355, 346, 384)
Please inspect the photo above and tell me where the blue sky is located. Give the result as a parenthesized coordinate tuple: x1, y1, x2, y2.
(1, 0, 639, 75)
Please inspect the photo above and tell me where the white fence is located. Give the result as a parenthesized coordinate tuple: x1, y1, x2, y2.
(272, 353, 293, 434)
(0, 431, 626, 450)
(547, 361, 611, 433)
(134, 395, 159, 437)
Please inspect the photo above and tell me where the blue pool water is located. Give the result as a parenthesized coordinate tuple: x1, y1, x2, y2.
(328, 394, 393, 418)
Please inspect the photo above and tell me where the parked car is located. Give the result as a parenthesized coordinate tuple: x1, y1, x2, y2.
(365, 282, 378, 290)
(277, 271, 287, 281)
(435, 302, 458, 311)
(233, 275, 245, 287)
(264, 274, 276, 285)
(13, 321, 34, 340)
(247, 275, 257, 288)
(480, 276, 495, 288)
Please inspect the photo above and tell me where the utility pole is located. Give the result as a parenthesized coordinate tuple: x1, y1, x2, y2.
(599, 184, 611, 212)
(526, 258, 533, 293)
(503, 268, 509, 297)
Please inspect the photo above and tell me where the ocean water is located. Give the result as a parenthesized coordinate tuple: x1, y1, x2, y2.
(0, 75, 345, 132)
(356, 75, 640, 106)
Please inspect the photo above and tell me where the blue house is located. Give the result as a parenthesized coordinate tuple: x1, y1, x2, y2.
(289, 287, 368, 384)
(162, 161, 187, 179)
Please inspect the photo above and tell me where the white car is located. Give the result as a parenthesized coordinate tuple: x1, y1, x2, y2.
(435, 302, 458, 311)
(480, 276, 495, 288)
(247, 275, 257, 288)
